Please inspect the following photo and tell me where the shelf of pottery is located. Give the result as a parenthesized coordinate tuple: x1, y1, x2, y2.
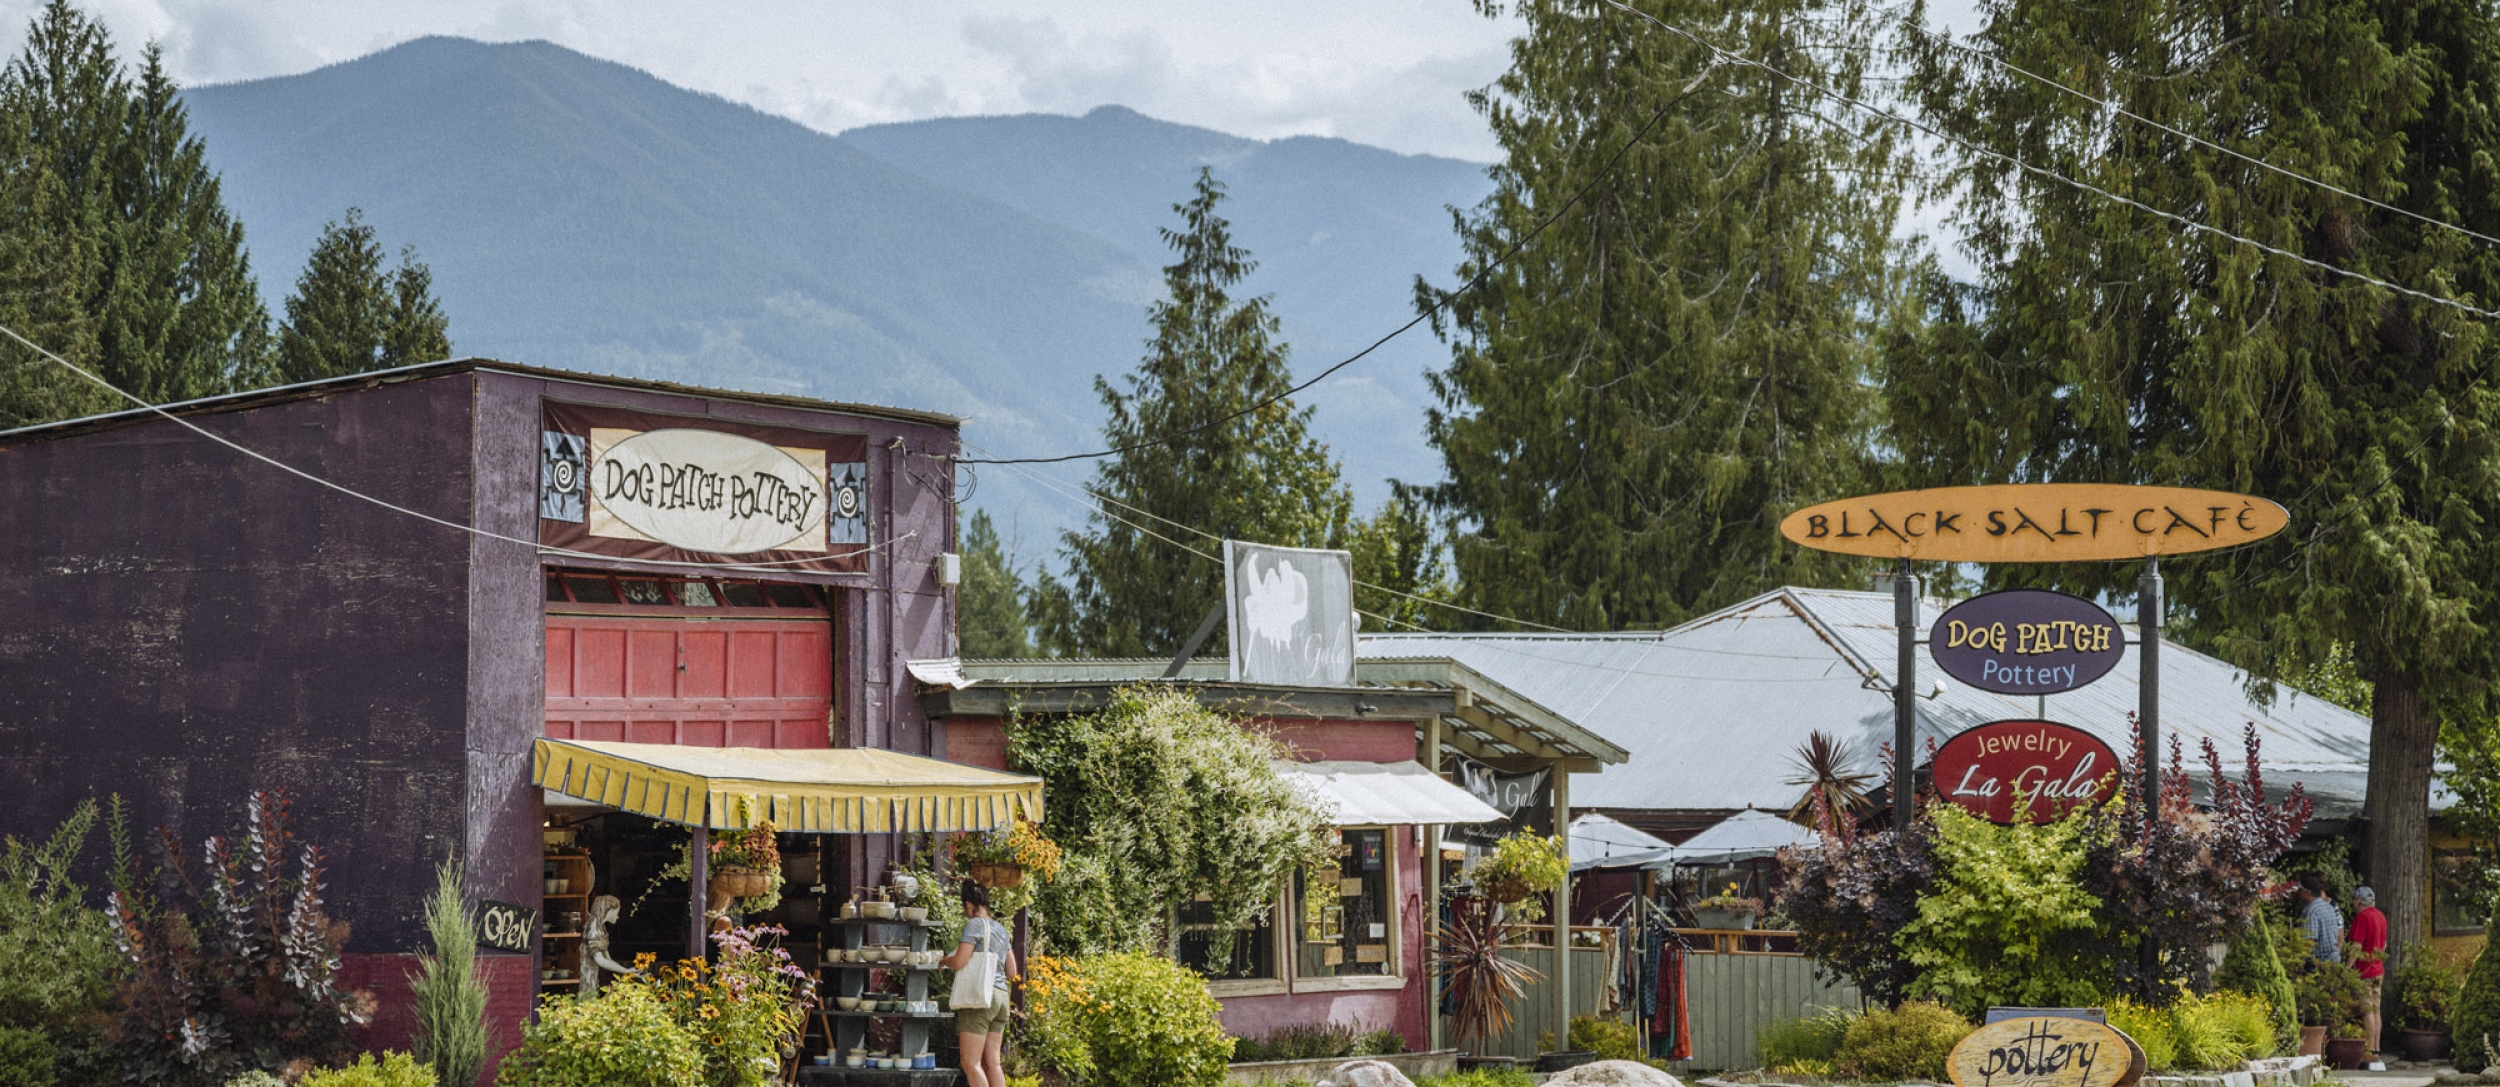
(539, 852, 591, 993)
(814, 894, 949, 1073)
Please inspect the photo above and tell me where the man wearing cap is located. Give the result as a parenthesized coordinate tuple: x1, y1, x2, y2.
(2353, 886, 2388, 1069)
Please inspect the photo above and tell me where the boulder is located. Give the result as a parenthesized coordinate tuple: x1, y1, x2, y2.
(1318, 1059, 1416, 1087)
(1544, 1060, 1687, 1087)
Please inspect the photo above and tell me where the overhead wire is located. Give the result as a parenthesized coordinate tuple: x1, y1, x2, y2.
(1594, 0, 2500, 321)
(952, 58, 1731, 468)
(0, 322, 918, 571)
(1890, 11, 2500, 252)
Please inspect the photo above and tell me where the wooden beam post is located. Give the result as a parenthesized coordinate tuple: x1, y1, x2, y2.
(1551, 763, 1571, 1051)
(1422, 714, 1445, 1053)
(687, 824, 710, 961)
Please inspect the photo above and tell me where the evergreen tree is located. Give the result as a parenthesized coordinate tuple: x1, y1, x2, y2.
(0, 3, 270, 410)
(1418, 0, 1904, 631)
(0, 100, 109, 428)
(1032, 169, 1354, 658)
(1891, 0, 2500, 971)
(958, 509, 1033, 659)
(278, 209, 451, 383)
(1349, 488, 1452, 632)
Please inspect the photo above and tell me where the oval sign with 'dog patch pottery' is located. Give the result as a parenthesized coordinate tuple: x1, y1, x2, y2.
(1930, 589, 2125, 695)
(1950, 1016, 2138, 1087)
(1932, 721, 2121, 825)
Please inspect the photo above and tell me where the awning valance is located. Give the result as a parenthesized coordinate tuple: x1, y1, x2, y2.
(1276, 759, 1505, 827)
(533, 739, 1044, 834)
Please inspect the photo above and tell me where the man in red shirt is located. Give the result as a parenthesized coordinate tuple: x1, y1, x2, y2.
(2352, 885, 2389, 1067)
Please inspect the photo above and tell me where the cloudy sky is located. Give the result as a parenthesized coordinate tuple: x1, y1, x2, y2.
(0, 1, 1983, 164)
(0, 1, 1538, 161)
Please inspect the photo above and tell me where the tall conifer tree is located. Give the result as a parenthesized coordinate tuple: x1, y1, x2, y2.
(1890, 0, 2500, 976)
(277, 209, 451, 383)
(1419, 0, 1905, 631)
(959, 509, 1033, 659)
(1032, 169, 1354, 658)
(0, 101, 109, 427)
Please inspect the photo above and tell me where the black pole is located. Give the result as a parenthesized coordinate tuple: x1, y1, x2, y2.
(2138, 557, 2162, 828)
(1895, 560, 1919, 829)
(688, 824, 710, 961)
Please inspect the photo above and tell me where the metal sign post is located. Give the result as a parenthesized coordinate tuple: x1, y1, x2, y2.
(1895, 560, 1919, 829)
(2138, 558, 2162, 828)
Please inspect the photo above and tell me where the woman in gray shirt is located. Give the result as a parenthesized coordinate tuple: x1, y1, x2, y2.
(943, 879, 1019, 1087)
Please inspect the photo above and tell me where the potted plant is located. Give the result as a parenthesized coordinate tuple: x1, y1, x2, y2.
(707, 821, 784, 904)
(1473, 832, 1567, 918)
(1690, 882, 1765, 931)
(2291, 953, 2369, 1061)
(2394, 943, 2464, 1062)
(1433, 895, 1541, 1069)
(949, 816, 1061, 890)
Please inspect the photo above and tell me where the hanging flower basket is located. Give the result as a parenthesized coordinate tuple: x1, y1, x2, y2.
(710, 865, 774, 899)
(968, 862, 1026, 890)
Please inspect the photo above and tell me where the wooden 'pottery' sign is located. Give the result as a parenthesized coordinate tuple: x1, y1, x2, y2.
(1948, 1016, 2136, 1087)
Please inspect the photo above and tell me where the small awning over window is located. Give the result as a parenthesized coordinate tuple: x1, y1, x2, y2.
(533, 738, 1044, 834)
(1276, 759, 1505, 827)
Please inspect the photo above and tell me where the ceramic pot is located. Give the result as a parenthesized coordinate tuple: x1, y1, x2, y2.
(2298, 1026, 2327, 1057)
(968, 862, 1026, 889)
(2401, 1029, 2452, 1062)
(2325, 1037, 2368, 1070)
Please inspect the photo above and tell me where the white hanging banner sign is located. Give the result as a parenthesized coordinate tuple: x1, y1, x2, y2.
(586, 428, 828, 555)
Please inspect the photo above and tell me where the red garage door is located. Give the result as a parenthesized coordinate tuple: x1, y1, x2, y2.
(544, 571, 834, 749)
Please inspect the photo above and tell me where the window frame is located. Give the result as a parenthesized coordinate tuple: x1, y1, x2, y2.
(1179, 825, 1410, 997)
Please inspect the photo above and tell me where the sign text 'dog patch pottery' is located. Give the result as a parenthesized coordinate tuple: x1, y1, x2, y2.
(1930, 589, 2125, 695)
(1949, 1016, 2137, 1087)
(1932, 721, 2122, 825)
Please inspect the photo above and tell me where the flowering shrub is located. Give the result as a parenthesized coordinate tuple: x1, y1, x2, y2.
(633, 926, 813, 1087)
(1012, 953, 1229, 1087)
(110, 791, 374, 1087)
(495, 985, 702, 1087)
(709, 823, 781, 873)
(1779, 724, 2310, 1010)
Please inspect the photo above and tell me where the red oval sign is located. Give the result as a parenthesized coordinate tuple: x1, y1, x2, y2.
(1932, 720, 2121, 824)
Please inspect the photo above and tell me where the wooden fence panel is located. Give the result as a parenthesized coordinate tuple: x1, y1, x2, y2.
(1678, 952, 1862, 1071)
(1451, 947, 1612, 1060)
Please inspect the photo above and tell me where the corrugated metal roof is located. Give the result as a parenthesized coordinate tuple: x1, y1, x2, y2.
(1360, 586, 2374, 817)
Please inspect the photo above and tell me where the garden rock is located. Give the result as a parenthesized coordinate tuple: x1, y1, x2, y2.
(1318, 1060, 1415, 1087)
(1544, 1060, 1685, 1087)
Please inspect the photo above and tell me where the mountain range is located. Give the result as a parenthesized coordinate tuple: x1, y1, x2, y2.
(181, 36, 1495, 551)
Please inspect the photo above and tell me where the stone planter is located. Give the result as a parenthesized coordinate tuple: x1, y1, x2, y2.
(1223, 1050, 1458, 1085)
(1537, 1050, 1599, 1072)
(2400, 1028, 2451, 1062)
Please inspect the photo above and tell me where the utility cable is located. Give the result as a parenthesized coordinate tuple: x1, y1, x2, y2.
(0, 322, 918, 571)
(953, 59, 1730, 467)
(1892, 12, 2500, 252)
(1596, 0, 2500, 321)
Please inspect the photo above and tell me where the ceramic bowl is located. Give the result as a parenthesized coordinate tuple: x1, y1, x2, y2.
(843, 1056, 864, 1069)
(835, 996, 859, 1011)
(899, 906, 928, 922)
(884, 946, 908, 963)
(864, 901, 895, 919)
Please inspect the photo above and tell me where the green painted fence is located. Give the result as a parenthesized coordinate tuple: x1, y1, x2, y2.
(1677, 947, 1863, 1071)
(1448, 945, 1613, 1060)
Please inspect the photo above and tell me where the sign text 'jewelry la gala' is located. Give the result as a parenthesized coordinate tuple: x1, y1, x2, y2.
(1778, 483, 2289, 563)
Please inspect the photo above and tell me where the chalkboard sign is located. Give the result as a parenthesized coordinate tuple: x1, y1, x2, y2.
(476, 900, 538, 953)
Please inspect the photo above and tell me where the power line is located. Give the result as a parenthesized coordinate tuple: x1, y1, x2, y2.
(0, 322, 918, 571)
(1893, 12, 2500, 252)
(952, 58, 1731, 467)
(1596, 0, 2500, 322)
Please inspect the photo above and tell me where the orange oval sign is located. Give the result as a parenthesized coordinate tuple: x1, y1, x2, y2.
(1949, 1016, 2138, 1087)
(1780, 484, 2287, 562)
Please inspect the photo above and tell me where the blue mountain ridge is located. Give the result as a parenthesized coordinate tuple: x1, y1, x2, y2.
(182, 35, 1495, 551)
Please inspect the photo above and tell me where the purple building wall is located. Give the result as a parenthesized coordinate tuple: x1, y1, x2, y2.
(0, 363, 960, 970)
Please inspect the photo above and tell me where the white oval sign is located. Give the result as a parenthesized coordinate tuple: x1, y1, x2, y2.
(588, 428, 826, 555)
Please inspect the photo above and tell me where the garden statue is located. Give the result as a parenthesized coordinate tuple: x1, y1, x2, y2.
(580, 894, 635, 996)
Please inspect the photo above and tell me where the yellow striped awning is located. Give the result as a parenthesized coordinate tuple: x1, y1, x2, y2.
(532, 738, 1044, 834)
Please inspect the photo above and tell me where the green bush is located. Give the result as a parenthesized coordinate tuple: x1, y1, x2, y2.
(0, 1025, 59, 1087)
(1837, 1001, 1972, 1081)
(1354, 1028, 1407, 1057)
(2108, 1001, 2180, 1072)
(0, 800, 123, 1087)
(1231, 1022, 1357, 1062)
(2195, 992, 2278, 1064)
(2109, 993, 2275, 1072)
(299, 1052, 439, 1087)
(2456, 940, 2500, 1072)
(1566, 1015, 1657, 1066)
(495, 987, 704, 1087)
(1759, 1007, 1856, 1072)
(410, 858, 489, 1087)
(1897, 805, 2113, 1018)
(2393, 943, 2466, 1031)
(1018, 952, 1230, 1087)
(1413, 1071, 1539, 1087)
(2214, 914, 2301, 1053)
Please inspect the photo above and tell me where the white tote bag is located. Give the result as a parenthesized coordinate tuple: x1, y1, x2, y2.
(950, 920, 997, 1009)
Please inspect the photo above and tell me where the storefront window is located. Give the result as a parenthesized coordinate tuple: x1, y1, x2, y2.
(563, 574, 619, 604)
(2435, 850, 2487, 934)
(1176, 896, 1279, 981)
(1296, 827, 1394, 979)
(721, 582, 770, 608)
(616, 578, 669, 605)
(671, 580, 719, 607)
